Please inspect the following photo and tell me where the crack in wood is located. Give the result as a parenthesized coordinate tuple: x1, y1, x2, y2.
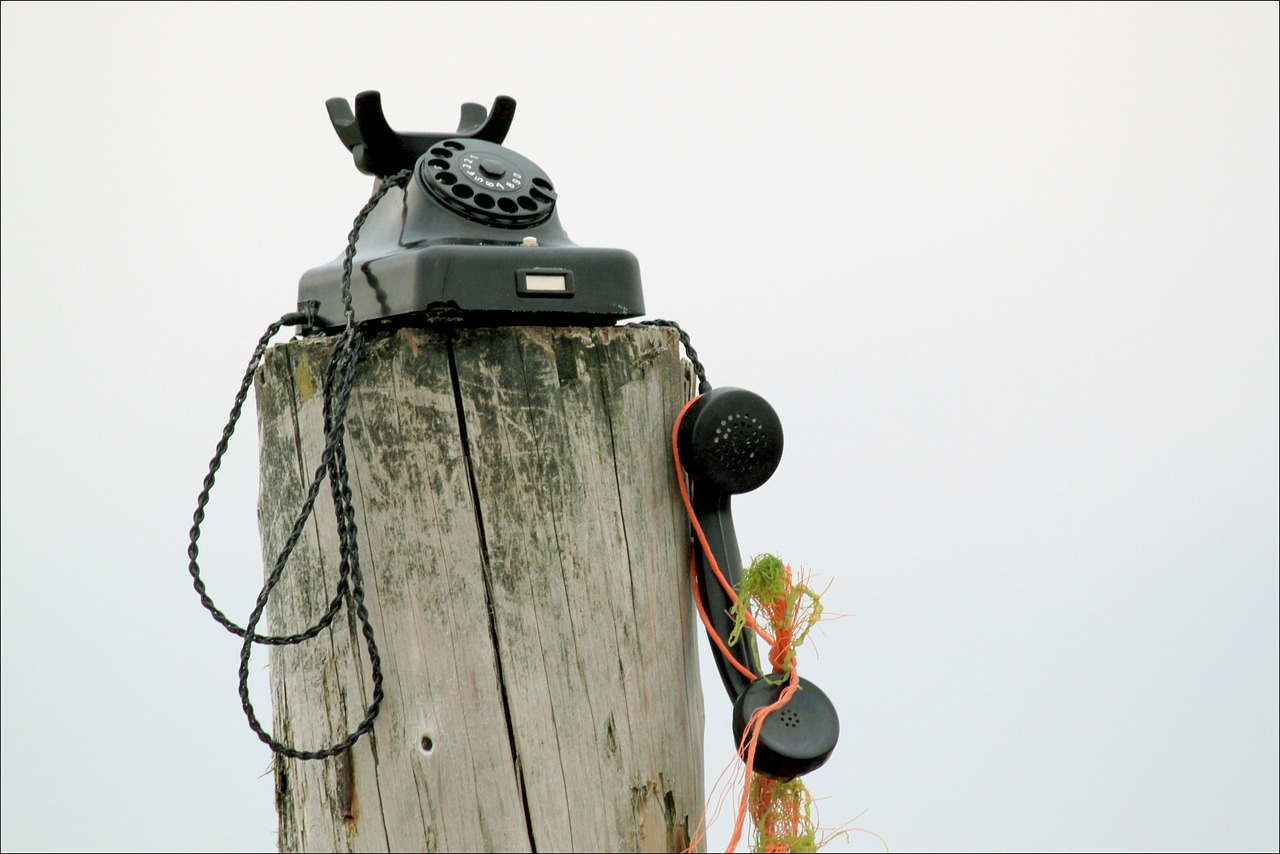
(447, 333, 539, 854)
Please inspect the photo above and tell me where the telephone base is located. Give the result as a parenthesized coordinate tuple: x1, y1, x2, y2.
(297, 243, 644, 334)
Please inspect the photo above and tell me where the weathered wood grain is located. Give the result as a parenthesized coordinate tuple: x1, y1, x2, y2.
(256, 325, 703, 853)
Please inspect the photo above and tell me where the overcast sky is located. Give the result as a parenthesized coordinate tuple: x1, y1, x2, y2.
(2, 3, 1277, 852)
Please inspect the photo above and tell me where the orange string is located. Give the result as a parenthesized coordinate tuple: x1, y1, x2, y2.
(725, 668, 800, 851)
(689, 551, 759, 683)
(674, 393, 808, 853)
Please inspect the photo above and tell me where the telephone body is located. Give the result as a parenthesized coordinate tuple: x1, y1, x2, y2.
(297, 93, 643, 334)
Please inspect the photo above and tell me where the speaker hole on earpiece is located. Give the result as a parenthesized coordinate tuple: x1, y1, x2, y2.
(420, 734, 434, 753)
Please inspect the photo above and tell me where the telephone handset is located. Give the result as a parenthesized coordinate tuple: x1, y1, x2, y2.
(676, 387, 840, 780)
(298, 92, 644, 334)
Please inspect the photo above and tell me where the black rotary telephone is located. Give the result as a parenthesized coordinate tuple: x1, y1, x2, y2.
(192, 92, 839, 775)
(296, 92, 644, 333)
(676, 387, 840, 780)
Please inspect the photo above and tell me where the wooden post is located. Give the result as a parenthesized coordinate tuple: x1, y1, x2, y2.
(255, 325, 705, 853)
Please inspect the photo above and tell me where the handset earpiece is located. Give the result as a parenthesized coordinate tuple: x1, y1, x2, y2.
(676, 387, 840, 779)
